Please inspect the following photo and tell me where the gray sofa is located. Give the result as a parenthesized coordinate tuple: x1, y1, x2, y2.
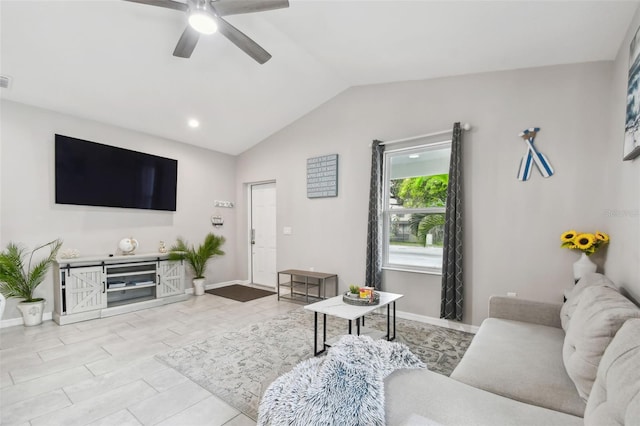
(385, 273, 640, 425)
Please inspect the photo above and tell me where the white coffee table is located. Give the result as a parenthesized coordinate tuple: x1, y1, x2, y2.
(303, 291, 403, 356)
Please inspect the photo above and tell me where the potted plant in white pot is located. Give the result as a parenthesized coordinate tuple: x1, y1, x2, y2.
(169, 233, 225, 296)
(0, 239, 62, 326)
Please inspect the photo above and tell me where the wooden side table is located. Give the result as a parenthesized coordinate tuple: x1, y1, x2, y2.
(277, 269, 338, 303)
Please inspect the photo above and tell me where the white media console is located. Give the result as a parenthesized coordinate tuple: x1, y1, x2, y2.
(53, 252, 188, 325)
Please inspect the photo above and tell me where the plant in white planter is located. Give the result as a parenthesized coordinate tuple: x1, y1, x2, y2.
(0, 239, 62, 326)
(169, 233, 225, 296)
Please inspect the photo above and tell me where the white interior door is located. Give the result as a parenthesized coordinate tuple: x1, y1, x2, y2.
(251, 182, 277, 287)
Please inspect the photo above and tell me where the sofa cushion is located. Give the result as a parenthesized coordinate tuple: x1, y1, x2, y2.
(490, 296, 562, 328)
(563, 286, 640, 403)
(386, 368, 583, 426)
(450, 318, 585, 417)
(560, 273, 616, 331)
(585, 319, 640, 426)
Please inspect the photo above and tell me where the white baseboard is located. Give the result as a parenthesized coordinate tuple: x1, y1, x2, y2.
(3, 280, 246, 325)
(1, 288, 478, 334)
(1, 312, 53, 329)
(395, 310, 479, 334)
(4, 280, 243, 325)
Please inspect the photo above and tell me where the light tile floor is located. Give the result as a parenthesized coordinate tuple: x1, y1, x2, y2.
(0, 292, 300, 425)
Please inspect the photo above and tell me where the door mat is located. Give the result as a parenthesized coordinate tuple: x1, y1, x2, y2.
(205, 284, 275, 302)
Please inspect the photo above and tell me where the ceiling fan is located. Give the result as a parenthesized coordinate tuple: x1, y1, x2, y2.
(123, 0, 289, 64)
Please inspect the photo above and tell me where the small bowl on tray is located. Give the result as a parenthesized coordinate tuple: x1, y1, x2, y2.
(342, 291, 380, 306)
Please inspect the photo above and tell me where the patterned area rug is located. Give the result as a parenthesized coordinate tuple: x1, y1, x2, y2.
(156, 308, 474, 420)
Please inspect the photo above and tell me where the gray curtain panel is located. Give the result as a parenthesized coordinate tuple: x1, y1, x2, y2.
(365, 140, 385, 290)
(440, 122, 464, 321)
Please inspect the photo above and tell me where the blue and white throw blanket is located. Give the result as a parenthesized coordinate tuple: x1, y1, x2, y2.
(257, 334, 426, 426)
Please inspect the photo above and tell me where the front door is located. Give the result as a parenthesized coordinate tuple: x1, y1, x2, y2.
(250, 182, 277, 287)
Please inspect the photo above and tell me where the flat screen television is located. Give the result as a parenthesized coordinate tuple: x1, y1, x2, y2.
(55, 134, 178, 211)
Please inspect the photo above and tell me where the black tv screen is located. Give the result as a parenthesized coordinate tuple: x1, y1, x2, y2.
(55, 134, 178, 211)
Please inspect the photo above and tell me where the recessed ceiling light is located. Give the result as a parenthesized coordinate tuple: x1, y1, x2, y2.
(188, 119, 200, 128)
(409, 154, 420, 159)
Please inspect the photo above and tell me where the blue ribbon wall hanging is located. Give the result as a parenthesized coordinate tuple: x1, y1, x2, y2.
(517, 127, 554, 181)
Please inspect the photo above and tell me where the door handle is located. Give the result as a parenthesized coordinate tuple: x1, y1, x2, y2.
(251, 229, 256, 245)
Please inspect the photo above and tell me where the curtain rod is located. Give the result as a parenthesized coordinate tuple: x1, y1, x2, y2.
(375, 123, 472, 146)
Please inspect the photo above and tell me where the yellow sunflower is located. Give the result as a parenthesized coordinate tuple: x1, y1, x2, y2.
(574, 233, 595, 250)
(595, 231, 610, 243)
(560, 230, 577, 243)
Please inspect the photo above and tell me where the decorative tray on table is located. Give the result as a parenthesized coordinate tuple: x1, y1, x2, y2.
(342, 291, 380, 306)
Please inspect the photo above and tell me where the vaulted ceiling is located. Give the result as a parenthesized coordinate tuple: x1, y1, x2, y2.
(1, 1, 637, 155)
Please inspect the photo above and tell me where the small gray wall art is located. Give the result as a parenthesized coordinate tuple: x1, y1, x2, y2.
(307, 154, 338, 198)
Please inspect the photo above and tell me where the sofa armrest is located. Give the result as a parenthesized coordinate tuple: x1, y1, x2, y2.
(489, 296, 562, 329)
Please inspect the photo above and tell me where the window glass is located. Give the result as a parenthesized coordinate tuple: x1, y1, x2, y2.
(384, 143, 451, 272)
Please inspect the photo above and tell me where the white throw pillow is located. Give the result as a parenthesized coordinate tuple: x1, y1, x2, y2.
(585, 319, 640, 426)
(560, 273, 616, 332)
(562, 286, 640, 402)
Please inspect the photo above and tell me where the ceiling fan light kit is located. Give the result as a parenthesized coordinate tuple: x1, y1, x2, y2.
(188, 0, 218, 35)
(189, 12, 218, 34)
(123, 0, 290, 63)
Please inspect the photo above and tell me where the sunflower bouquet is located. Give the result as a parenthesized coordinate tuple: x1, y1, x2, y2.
(561, 230, 609, 255)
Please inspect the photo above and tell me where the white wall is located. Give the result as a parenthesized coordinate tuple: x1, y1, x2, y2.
(2, 59, 635, 327)
(605, 8, 640, 301)
(0, 101, 237, 320)
(236, 61, 615, 326)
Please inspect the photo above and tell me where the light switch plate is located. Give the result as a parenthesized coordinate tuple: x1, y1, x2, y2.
(283, 227, 292, 235)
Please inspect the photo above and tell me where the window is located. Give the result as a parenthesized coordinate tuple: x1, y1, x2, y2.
(383, 141, 451, 273)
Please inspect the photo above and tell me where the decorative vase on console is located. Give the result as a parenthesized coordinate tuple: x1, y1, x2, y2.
(118, 238, 138, 255)
(560, 229, 609, 282)
(572, 253, 597, 281)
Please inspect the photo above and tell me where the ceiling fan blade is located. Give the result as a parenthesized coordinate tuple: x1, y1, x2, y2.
(173, 26, 200, 58)
(211, 0, 289, 16)
(216, 17, 272, 64)
(122, 0, 188, 12)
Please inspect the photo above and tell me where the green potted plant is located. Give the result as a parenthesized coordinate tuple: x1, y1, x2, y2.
(169, 233, 225, 296)
(345, 284, 360, 301)
(0, 239, 62, 326)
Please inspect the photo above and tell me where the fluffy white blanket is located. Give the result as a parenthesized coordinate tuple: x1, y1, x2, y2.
(257, 334, 425, 425)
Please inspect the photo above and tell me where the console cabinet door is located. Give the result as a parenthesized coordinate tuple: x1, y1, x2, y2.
(64, 266, 107, 314)
(157, 261, 184, 298)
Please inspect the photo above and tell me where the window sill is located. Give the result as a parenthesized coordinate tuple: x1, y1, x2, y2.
(382, 266, 442, 276)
